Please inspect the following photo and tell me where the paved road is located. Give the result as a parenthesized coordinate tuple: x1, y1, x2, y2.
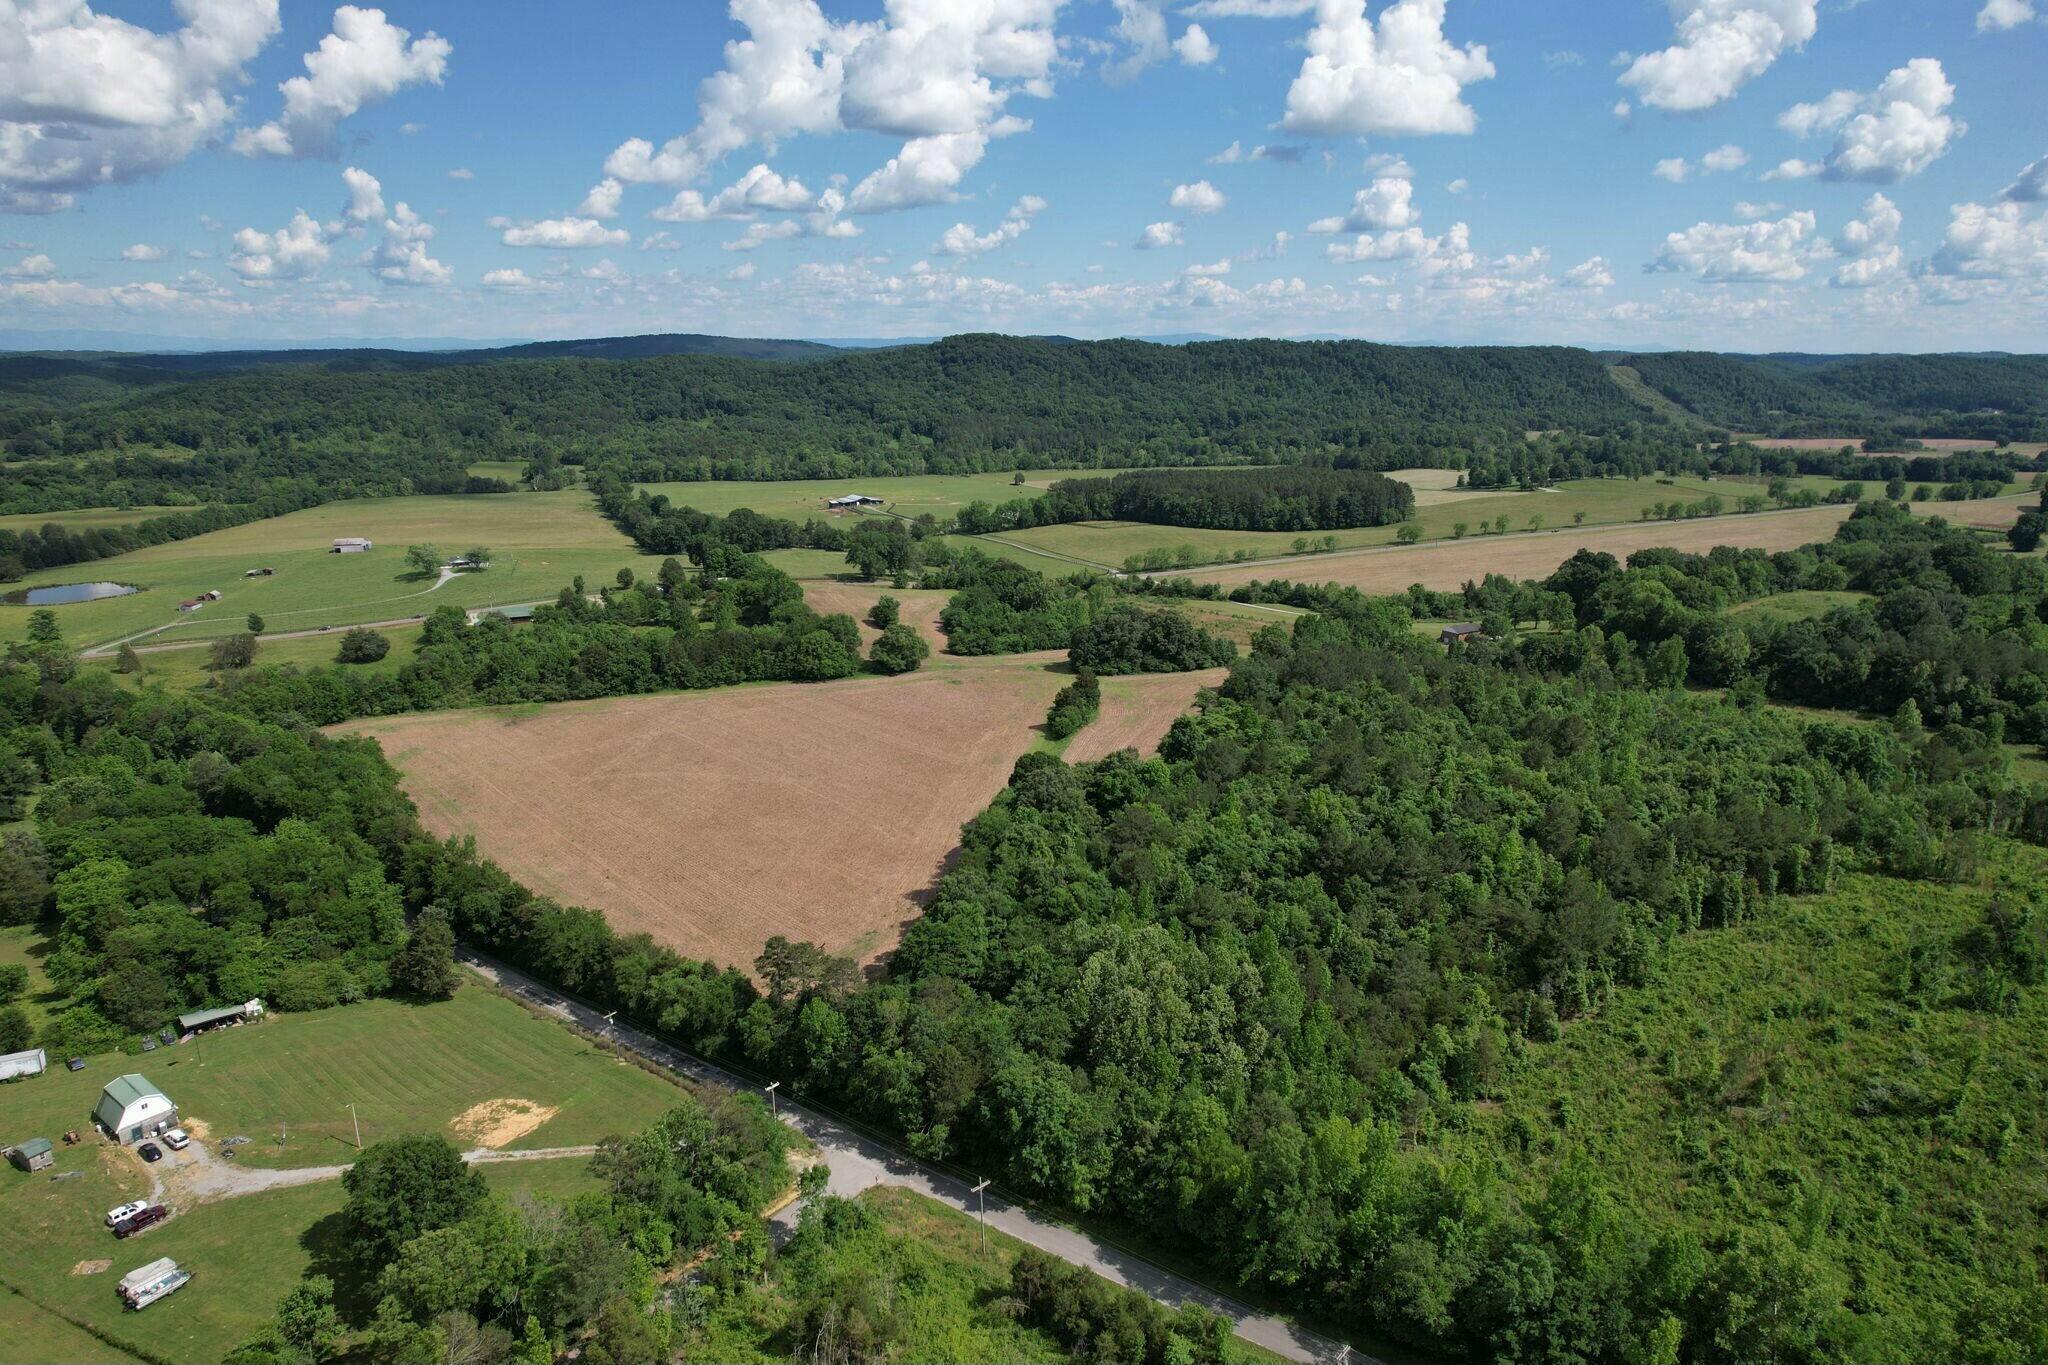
(460, 949, 1363, 1365)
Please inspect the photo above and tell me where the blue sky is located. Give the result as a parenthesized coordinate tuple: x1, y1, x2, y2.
(1, 0, 2043, 349)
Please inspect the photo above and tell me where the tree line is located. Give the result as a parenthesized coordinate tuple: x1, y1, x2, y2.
(955, 466, 1416, 534)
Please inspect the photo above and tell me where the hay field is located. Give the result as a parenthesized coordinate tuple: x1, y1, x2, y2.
(1165, 505, 1861, 593)
(350, 662, 1075, 971)
(1922, 492, 2034, 529)
(799, 581, 952, 651)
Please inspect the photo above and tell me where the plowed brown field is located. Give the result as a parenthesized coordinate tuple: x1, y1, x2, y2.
(799, 582, 953, 651)
(1165, 506, 1861, 593)
(350, 659, 1076, 972)
(1065, 668, 1227, 763)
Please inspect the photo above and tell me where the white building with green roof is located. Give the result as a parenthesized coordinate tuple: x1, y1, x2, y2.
(94, 1074, 176, 1142)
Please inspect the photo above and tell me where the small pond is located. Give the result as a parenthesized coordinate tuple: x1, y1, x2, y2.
(3, 581, 141, 606)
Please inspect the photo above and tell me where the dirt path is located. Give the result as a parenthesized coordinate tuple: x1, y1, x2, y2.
(149, 1138, 598, 1205)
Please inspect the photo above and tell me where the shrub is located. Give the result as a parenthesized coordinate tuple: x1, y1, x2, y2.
(337, 627, 392, 664)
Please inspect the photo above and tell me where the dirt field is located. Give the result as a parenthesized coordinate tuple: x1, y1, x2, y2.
(1384, 467, 1498, 505)
(800, 581, 953, 651)
(1920, 493, 2034, 529)
(1066, 668, 1227, 763)
(1166, 506, 1861, 593)
(1741, 435, 2045, 456)
(350, 662, 1072, 972)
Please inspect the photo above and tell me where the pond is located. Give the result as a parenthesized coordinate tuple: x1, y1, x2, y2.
(3, 581, 141, 606)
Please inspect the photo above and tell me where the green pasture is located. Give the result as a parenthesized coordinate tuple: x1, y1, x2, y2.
(1466, 841, 2048, 1346)
(0, 492, 663, 651)
(0, 925, 67, 1037)
(84, 623, 425, 693)
(991, 475, 1754, 570)
(634, 468, 1103, 523)
(0, 983, 687, 1169)
(0, 506, 199, 534)
(0, 1153, 595, 1365)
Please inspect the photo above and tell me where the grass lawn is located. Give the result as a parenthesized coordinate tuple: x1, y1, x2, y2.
(0, 924, 71, 1038)
(1460, 841, 2048, 1357)
(1158, 596, 1306, 647)
(0, 492, 664, 651)
(685, 1185, 1287, 1365)
(82, 623, 425, 693)
(0, 1153, 596, 1365)
(1725, 589, 1870, 624)
(0, 983, 689, 1169)
(0, 1286, 140, 1365)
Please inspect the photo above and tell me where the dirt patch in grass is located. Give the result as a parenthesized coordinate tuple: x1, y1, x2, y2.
(349, 663, 1068, 971)
(1065, 668, 1226, 764)
(70, 1260, 110, 1277)
(450, 1098, 559, 1149)
(1167, 506, 1860, 594)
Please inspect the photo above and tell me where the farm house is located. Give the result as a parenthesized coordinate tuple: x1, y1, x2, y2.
(176, 999, 264, 1037)
(0, 1047, 46, 1081)
(826, 494, 884, 508)
(94, 1075, 177, 1142)
(332, 537, 373, 553)
(7, 1138, 53, 1172)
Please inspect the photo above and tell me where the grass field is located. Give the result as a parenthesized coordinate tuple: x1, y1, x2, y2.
(1725, 590, 1871, 624)
(636, 469, 1101, 522)
(0, 924, 69, 1037)
(1167, 504, 1862, 594)
(0, 982, 688, 1168)
(0, 1151, 597, 1365)
(990, 475, 1824, 571)
(1064, 668, 1227, 764)
(0, 506, 198, 534)
(1466, 841, 2048, 1356)
(83, 622, 426, 692)
(0, 492, 661, 651)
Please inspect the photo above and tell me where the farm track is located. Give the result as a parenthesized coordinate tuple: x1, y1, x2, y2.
(463, 950, 1362, 1365)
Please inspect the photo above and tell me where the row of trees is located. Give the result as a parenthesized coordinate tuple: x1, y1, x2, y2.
(954, 467, 1417, 535)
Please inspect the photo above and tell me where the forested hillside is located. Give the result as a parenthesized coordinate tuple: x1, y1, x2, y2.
(1619, 351, 2048, 442)
(3, 335, 1652, 474)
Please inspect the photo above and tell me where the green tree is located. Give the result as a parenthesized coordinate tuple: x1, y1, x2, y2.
(116, 643, 144, 675)
(0, 831, 50, 926)
(337, 627, 391, 664)
(1396, 524, 1423, 544)
(274, 1276, 344, 1362)
(247, 613, 266, 634)
(24, 609, 60, 645)
(341, 1134, 487, 1267)
(869, 623, 930, 675)
(210, 633, 258, 670)
(463, 547, 492, 569)
(1452, 522, 1469, 539)
(392, 907, 459, 1000)
(405, 544, 442, 578)
(0, 963, 27, 1003)
(2008, 511, 2044, 554)
(0, 1004, 30, 1053)
(867, 595, 901, 629)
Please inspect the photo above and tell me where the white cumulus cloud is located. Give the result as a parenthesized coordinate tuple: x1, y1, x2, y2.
(1564, 256, 1614, 288)
(1170, 180, 1228, 214)
(233, 6, 450, 158)
(1976, 0, 2036, 30)
(651, 164, 814, 222)
(2003, 154, 2048, 203)
(1136, 221, 1184, 249)
(1619, 0, 1817, 113)
(2, 252, 56, 278)
(343, 166, 385, 222)
(0, 0, 281, 212)
(1831, 192, 1901, 287)
(500, 217, 630, 249)
(1775, 58, 1961, 183)
(1308, 177, 1416, 232)
(1649, 209, 1827, 281)
(122, 243, 168, 262)
(1281, 0, 1496, 138)
(934, 195, 1045, 256)
(1926, 201, 2048, 278)
(230, 211, 331, 281)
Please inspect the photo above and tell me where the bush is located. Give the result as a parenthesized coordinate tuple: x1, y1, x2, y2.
(867, 595, 901, 630)
(209, 632, 258, 670)
(337, 627, 392, 664)
(1045, 669, 1101, 739)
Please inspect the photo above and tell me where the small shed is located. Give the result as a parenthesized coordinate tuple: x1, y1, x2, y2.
(95, 1075, 177, 1143)
(177, 599, 203, 613)
(332, 537, 374, 553)
(0, 1047, 47, 1082)
(1439, 623, 1485, 646)
(176, 999, 263, 1037)
(8, 1138, 54, 1172)
(826, 494, 884, 508)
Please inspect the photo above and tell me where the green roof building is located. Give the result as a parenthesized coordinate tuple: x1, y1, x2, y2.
(94, 1074, 177, 1143)
(8, 1137, 53, 1171)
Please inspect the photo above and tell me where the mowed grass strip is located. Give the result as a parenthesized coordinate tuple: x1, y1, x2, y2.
(0, 983, 687, 1169)
(0, 491, 665, 650)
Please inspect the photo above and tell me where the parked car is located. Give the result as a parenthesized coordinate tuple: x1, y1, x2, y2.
(162, 1128, 189, 1151)
(114, 1205, 168, 1238)
(105, 1200, 149, 1227)
(137, 1142, 162, 1163)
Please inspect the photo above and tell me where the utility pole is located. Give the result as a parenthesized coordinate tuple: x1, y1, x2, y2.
(971, 1178, 991, 1255)
(764, 1080, 780, 1119)
(346, 1103, 361, 1150)
(600, 1010, 617, 1043)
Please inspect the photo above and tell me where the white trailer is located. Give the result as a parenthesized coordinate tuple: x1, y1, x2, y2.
(118, 1257, 188, 1309)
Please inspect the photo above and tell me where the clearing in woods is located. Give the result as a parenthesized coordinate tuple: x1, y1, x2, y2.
(1065, 668, 1229, 764)
(349, 660, 1076, 972)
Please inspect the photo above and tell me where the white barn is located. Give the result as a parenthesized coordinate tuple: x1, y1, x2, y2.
(94, 1074, 177, 1142)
